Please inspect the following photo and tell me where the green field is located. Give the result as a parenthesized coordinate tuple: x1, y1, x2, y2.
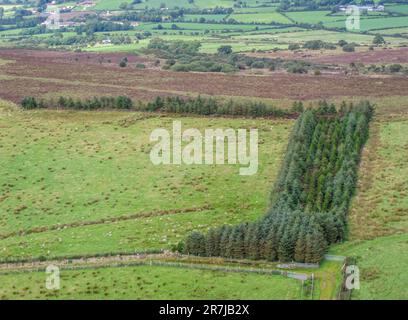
(2, 2, 408, 53)
(0, 101, 292, 261)
(0, 265, 302, 299)
(347, 115, 408, 241)
(386, 4, 408, 14)
(332, 233, 408, 300)
(325, 16, 408, 32)
(230, 12, 291, 24)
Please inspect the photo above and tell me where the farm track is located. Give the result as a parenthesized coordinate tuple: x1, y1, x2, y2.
(0, 204, 213, 241)
(1, 49, 408, 103)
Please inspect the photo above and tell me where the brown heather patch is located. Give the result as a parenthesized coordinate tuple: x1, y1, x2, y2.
(1, 49, 408, 104)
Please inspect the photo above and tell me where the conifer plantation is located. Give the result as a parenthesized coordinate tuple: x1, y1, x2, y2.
(184, 101, 374, 264)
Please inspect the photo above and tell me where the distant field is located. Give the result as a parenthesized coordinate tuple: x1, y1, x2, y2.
(386, 4, 408, 14)
(325, 16, 408, 32)
(230, 12, 291, 24)
(374, 27, 408, 36)
(183, 14, 228, 22)
(285, 11, 343, 24)
(251, 29, 406, 45)
(0, 265, 302, 299)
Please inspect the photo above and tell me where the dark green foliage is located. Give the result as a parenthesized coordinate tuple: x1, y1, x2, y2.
(21, 97, 39, 110)
(144, 96, 291, 118)
(303, 40, 336, 50)
(184, 231, 206, 256)
(21, 96, 133, 110)
(373, 34, 386, 45)
(342, 44, 355, 52)
(20, 96, 291, 118)
(186, 101, 374, 264)
(147, 39, 320, 74)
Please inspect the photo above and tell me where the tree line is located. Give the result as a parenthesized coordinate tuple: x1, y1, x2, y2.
(21, 96, 133, 110)
(183, 101, 374, 264)
(21, 95, 297, 118)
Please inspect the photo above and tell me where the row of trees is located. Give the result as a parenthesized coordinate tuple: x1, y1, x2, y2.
(21, 96, 133, 110)
(142, 96, 293, 117)
(21, 95, 296, 118)
(183, 101, 374, 263)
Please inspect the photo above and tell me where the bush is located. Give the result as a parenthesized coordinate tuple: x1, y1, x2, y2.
(21, 97, 39, 109)
(288, 43, 300, 51)
(342, 44, 355, 52)
(389, 64, 402, 73)
(217, 45, 233, 55)
(373, 34, 385, 45)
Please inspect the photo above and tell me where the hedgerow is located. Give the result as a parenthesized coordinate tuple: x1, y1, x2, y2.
(21, 96, 296, 118)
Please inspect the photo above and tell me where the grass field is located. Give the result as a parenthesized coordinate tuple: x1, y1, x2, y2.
(332, 233, 408, 299)
(0, 264, 302, 299)
(230, 12, 291, 24)
(347, 115, 408, 241)
(0, 101, 292, 260)
(331, 112, 408, 300)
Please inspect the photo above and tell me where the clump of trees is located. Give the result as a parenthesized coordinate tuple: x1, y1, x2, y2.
(182, 101, 374, 264)
(21, 96, 133, 110)
(303, 40, 336, 50)
(146, 39, 320, 74)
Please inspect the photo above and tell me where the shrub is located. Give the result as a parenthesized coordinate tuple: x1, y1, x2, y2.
(342, 44, 355, 52)
(288, 43, 300, 51)
(373, 34, 386, 45)
(389, 64, 402, 73)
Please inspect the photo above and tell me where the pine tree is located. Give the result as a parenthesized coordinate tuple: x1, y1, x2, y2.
(184, 231, 206, 256)
(263, 225, 278, 261)
(294, 227, 306, 262)
(278, 229, 294, 262)
(219, 226, 231, 257)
